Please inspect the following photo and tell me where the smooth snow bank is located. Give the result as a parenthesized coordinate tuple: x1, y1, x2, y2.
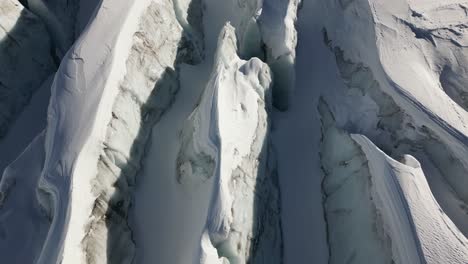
(81, 0, 196, 262)
(354, 135, 468, 264)
(319, 101, 396, 264)
(179, 24, 282, 263)
(35, 0, 148, 262)
(372, 0, 468, 126)
(320, 100, 468, 263)
(0, 0, 55, 140)
(0, 75, 51, 181)
(0, 133, 49, 264)
(322, 0, 468, 241)
(26, 0, 71, 57)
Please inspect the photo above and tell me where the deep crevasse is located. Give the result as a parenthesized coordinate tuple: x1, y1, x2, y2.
(1, 0, 468, 263)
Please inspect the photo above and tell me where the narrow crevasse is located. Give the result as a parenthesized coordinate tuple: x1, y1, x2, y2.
(4, 0, 468, 263)
(71, 0, 204, 263)
(130, 0, 298, 263)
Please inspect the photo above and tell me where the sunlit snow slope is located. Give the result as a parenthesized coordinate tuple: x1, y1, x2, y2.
(1, 0, 468, 263)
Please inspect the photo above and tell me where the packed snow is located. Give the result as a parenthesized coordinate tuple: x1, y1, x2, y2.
(2, 0, 468, 263)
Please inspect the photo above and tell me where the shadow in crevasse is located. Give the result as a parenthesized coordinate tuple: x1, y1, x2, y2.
(102, 67, 180, 264)
(245, 108, 283, 263)
(82, 1, 205, 263)
(0, 4, 55, 263)
(0, 5, 55, 176)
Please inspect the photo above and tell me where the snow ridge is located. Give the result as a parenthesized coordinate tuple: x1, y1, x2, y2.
(4, 0, 468, 263)
(176, 23, 282, 264)
(80, 1, 189, 262)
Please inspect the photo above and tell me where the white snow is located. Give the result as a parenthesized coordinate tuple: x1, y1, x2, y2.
(198, 23, 279, 264)
(35, 0, 153, 262)
(3, 0, 468, 263)
(355, 134, 468, 263)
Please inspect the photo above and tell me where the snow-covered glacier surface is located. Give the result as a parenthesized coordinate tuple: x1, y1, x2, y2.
(1, 0, 468, 263)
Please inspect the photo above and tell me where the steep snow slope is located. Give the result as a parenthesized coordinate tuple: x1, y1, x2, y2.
(355, 135, 468, 264)
(320, 101, 468, 263)
(131, 0, 296, 263)
(0, 76, 52, 176)
(132, 19, 282, 264)
(79, 0, 194, 262)
(35, 0, 140, 261)
(320, 0, 468, 241)
(192, 24, 281, 264)
(0, 133, 49, 264)
(3, 0, 468, 263)
(317, 0, 468, 262)
(0, 0, 55, 140)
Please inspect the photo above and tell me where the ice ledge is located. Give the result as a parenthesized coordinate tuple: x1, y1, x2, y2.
(176, 23, 282, 264)
(320, 98, 468, 264)
(35, 0, 150, 263)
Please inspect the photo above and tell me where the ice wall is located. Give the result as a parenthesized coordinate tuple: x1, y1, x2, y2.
(320, 99, 468, 263)
(0, 0, 55, 139)
(177, 24, 282, 264)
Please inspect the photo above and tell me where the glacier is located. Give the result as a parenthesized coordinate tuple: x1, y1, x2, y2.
(1, 0, 468, 263)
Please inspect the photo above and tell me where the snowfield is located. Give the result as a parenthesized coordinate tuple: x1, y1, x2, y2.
(1, 0, 468, 263)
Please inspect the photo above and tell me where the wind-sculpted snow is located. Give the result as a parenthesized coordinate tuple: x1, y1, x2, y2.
(33, 0, 152, 262)
(0, 133, 49, 263)
(323, 0, 468, 239)
(81, 0, 203, 262)
(4, 0, 468, 263)
(177, 24, 282, 264)
(199, 0, 300, 111)
(320, 100, 468, 263)
(83, 1, 185, 263)
(0, 0, 55, 139)
(319, 0, 468, 262)
(354, 135, 468, 264)
(319, 100, 396, 264)
(22, 0, 102, 57)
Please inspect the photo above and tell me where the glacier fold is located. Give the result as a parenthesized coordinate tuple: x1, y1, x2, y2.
(2, 0, 468, 263)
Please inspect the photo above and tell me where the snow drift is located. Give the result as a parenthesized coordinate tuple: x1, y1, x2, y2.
(320, 100, 468, 263)
(178, 23, 282, 264)
(2, 0, 468, 263)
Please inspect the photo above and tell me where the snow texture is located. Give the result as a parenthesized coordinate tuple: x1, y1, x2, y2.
(0, 0, 55, 139)
(2, 0, 468, 263)
(177, 23, 282, 264)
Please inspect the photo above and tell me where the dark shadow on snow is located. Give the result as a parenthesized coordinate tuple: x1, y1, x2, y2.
(102, 0, 204, 263)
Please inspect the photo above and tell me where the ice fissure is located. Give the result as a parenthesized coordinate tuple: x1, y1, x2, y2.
(80, 0, 204, 263)
(3, 0, 468, 263)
